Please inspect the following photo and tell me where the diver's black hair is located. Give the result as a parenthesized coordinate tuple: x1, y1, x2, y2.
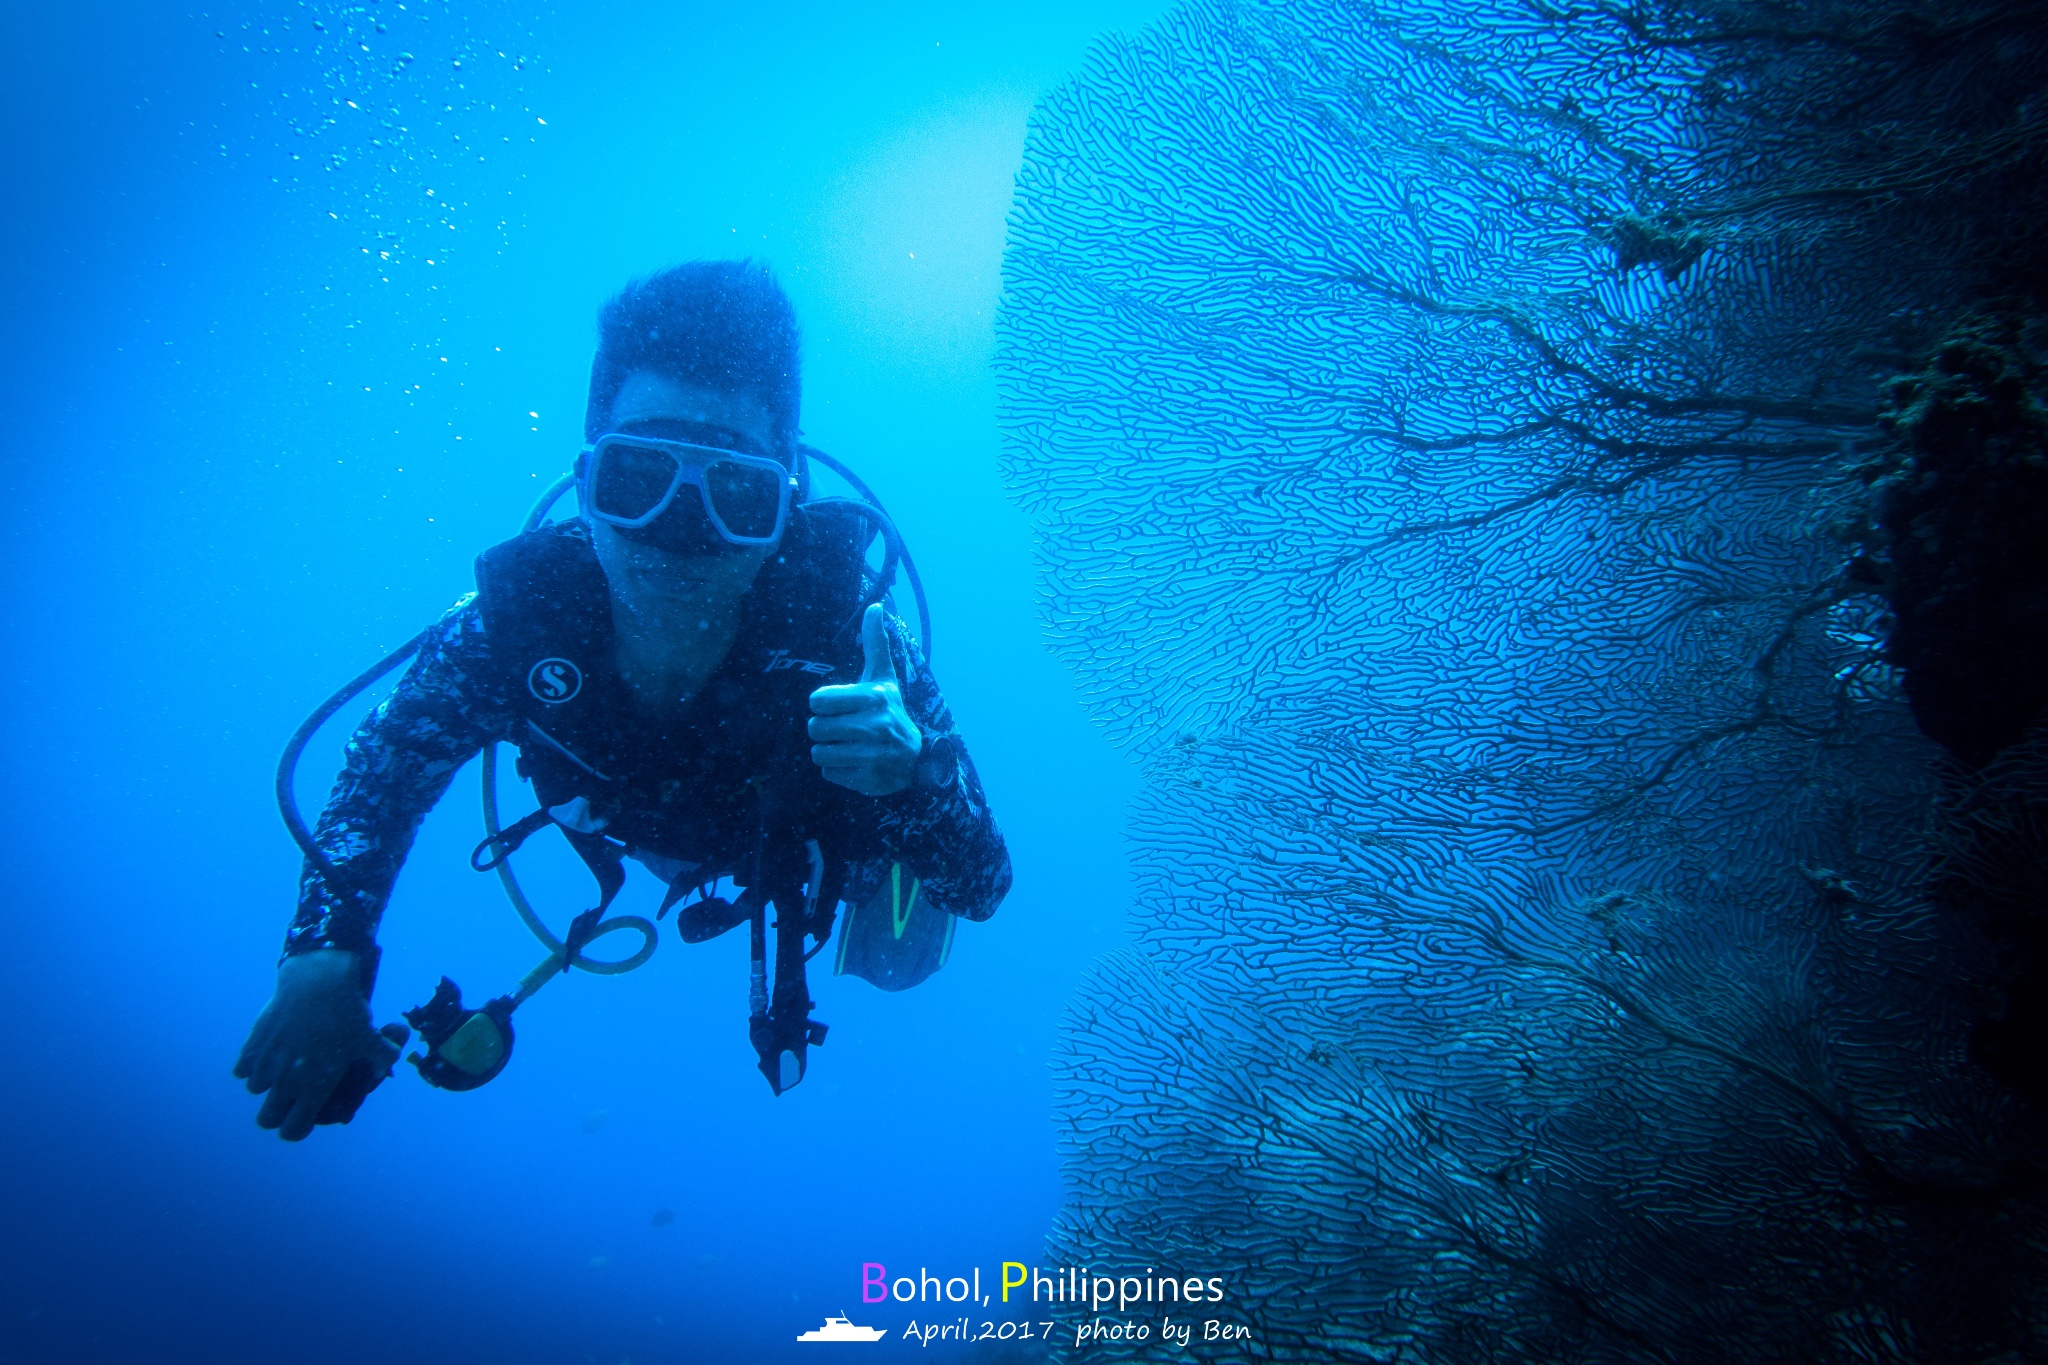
(584, 260, 801, 449)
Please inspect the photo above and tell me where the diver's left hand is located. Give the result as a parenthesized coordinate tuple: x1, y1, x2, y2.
(808, 603, 922, 796)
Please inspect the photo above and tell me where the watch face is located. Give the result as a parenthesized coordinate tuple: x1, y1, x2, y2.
(916, 735, 960, 790)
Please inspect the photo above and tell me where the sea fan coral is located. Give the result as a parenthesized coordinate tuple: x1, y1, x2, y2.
(997, 1, 2048, 1358)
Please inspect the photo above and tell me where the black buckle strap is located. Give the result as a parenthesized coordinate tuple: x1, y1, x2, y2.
(749, 881, 832, 1095)
(470, 807, 555, 872)
(555, 825, 627, 977)
(474, 807, 628, 979)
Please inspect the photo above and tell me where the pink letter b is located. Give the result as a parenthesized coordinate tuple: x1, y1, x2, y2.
(862, 1263, 887, 1304)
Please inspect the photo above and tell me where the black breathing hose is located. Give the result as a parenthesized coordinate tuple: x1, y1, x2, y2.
(275, 626, 432, 878)
(799, 444, 934, 660)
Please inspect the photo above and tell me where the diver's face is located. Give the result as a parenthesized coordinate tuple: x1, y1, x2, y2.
(587, 369, 783, 604)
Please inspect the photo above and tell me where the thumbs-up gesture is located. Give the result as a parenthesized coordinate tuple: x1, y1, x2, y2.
(808, 603, 924, 796)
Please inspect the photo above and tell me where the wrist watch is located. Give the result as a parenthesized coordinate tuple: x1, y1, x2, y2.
(914, 732, 962, 791)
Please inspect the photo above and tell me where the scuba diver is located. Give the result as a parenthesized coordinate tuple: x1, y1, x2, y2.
(234, 261, 1012, 1141)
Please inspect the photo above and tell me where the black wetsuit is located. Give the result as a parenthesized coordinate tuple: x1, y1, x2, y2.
(285, 517, 1011, 983)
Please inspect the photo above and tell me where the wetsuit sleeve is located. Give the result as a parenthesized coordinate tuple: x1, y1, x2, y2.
(868, 612, 1013, 921)
(285, 594, 514, 966)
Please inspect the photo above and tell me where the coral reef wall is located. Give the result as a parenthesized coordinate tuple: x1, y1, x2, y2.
(996, 2, 2047, 1360)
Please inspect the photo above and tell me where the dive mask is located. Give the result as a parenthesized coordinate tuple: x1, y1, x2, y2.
(580, 433, 795, 550)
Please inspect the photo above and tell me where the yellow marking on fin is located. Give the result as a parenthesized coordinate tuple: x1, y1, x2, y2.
(891, 863, 921, 940)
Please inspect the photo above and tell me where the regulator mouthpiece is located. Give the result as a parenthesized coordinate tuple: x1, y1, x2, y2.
(404, 977, 516, 1091)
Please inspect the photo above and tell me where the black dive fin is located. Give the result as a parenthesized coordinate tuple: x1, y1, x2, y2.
(833, 862, 955, 992)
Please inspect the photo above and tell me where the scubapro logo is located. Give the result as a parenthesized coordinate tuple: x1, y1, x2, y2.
(527, 657, 583, 704)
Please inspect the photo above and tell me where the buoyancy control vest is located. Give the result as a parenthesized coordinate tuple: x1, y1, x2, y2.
(476, 513, 866, 865)
(277, 458, 948, 1116)
(470, 503, 887, 1094)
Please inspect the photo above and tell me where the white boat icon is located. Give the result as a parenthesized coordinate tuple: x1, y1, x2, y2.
(797, 1312, 887, 1343)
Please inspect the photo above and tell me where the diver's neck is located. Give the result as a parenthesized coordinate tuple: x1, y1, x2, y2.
(586, 519, 771, 714)
(606, 579, 748, 713)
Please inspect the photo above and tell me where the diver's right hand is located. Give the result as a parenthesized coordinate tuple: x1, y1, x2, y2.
(233, 949, 405, 1141)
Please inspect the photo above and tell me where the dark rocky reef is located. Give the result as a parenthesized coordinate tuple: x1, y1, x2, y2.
(1875, 321, 2048, 766)
(1866, 322, 2048, 1106)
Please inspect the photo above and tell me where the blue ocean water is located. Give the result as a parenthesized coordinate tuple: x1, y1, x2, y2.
(0, 5, 1163, 1362)
(14, 3, 2046, 1361)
